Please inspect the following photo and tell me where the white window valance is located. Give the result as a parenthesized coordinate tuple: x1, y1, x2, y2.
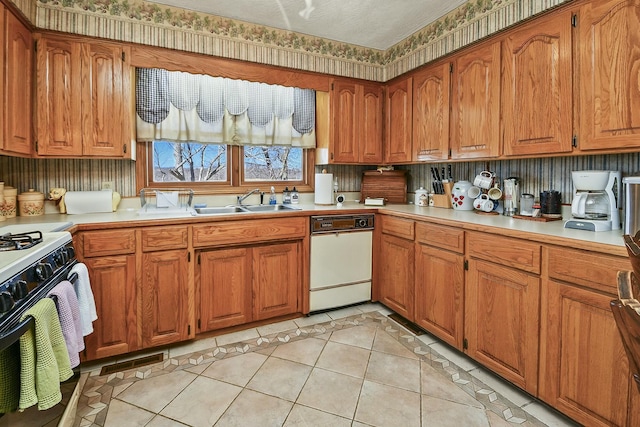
(135, 68, 316, 148)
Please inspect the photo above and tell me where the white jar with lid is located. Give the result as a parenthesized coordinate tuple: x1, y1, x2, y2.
(18, 189, 45, 216)
(415, 187, 429, 206)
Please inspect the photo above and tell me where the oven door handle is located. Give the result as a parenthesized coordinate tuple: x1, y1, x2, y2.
(0, 315, 34, 352)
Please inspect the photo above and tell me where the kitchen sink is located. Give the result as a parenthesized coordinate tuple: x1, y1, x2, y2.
(240, 204, 301, 212)
(194, 206, 248, 215)
(193, 204, 301, 215)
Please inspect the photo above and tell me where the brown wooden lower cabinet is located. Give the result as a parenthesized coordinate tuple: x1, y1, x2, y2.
(83, 254, 137, 360)
(197, 247, 252, 332)
(252, 242, 300, 321)
(141, 249, 190, 347)
(539, 278, 630, 427)
(465, 258, 540, 394)
(415, 243, 464, 349)
(378, 232, 415, 320)
(196, 241, 301, 333)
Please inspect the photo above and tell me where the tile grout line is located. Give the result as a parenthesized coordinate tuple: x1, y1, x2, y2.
(75, 308, 556, 427)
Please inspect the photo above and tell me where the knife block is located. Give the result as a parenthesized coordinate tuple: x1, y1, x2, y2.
(431, 181, 453, 208)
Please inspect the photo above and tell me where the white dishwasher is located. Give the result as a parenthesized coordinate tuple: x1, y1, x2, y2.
(309, 214, 374, 313)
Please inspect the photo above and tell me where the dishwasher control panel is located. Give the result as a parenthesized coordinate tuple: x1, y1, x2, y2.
(310, 214, 374, 234)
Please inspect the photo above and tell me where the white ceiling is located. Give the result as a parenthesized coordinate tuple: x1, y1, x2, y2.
(147, 0, 468, 50)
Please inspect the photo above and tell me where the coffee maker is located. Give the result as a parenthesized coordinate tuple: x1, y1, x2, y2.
(564, 170, 621, 232)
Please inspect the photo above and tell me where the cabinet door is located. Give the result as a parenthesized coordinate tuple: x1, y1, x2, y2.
(35, 37, 83, 156)
(4, 12, 32, 155)
(83, 255, 137, 360)
(415, 244, 463, 349)
(502, 9, 572, 156)
(451, 41, 501, 159)
(465, 258, 539, 394)
(360, 83, 383, 163)
(331, 80, 358, 163)
(141, 249, 189, 348)
(384, 77, 413, 164)
(378, 233, 414, 320)
(412, 61, 451, 161)
(539, 279, 631, 427)
(197, 248, 252, 331)
(578, 0, 640, 150)
(253, 242, 299, 320)
(82, 42, 127, 157)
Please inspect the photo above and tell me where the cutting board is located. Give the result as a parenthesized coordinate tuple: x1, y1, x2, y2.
(360, 170, 407, 203)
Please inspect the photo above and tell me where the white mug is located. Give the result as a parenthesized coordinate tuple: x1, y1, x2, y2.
(488, 185, 502, 201)
(473, 171, 495, 190)
(473, 194, 494, 212)
(467, 185, 482, 199)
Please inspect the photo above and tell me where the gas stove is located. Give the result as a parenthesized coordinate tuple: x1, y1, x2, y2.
(0, 222, 75, 338)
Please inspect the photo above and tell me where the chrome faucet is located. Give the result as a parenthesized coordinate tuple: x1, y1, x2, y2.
(237, 188, 261, 205)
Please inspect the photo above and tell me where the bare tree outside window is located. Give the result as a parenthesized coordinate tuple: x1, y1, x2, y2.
(151, 141, 303, 183)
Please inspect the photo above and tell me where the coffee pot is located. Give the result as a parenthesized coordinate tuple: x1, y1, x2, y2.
(564, 170, 621, 232)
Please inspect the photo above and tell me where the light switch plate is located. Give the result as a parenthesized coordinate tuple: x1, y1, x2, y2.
(101, 181, 114, 190)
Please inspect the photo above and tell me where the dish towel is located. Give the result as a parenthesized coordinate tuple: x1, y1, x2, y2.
(48, 280, 84, 368)
(0, 342, 20, 414)
(69, 263, 98, 336)
(18, 298, 74, 412)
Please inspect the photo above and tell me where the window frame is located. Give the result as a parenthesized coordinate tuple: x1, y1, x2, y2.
(136, 142, 315, 195)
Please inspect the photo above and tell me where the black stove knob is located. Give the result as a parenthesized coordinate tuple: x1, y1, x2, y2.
(54, 249, 67, 267)
(35, 262, 54, 281)
(64, 246, 75, 260)
(0, 292, 14, 313)
(10, 281, 28, 300)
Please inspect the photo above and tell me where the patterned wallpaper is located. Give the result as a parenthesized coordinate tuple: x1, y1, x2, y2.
(320, 153, 640, 206)
(1, 0, 591, 200)
(10, 0, 571, 82)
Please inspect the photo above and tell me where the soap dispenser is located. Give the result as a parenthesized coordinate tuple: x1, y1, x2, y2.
(269, 186, 277, 205)
(283, 187, 291, 204)
(291, 187, 299, 204)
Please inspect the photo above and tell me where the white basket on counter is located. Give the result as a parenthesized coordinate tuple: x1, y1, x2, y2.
(138, 188, 194, 216)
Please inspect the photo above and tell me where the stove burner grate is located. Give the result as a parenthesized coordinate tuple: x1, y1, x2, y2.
(0, 231, 43, 251)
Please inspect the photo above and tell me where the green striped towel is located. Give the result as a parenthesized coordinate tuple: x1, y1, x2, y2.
(0, 342, 20, 413)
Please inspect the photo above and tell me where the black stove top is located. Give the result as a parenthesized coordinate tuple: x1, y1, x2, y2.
(0, 231, 43, 251)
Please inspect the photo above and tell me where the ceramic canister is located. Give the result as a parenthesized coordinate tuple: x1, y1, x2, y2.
(2, 186, 17, 218)
(450, 180, 474, 211)
(415, 187, 429, 206)
(18, 189, 45, 216)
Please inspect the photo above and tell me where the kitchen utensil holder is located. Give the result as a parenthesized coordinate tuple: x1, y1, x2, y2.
(432, 181, 453, 209)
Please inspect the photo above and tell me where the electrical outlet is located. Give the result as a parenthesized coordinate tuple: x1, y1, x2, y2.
(101, 181, 114, 191)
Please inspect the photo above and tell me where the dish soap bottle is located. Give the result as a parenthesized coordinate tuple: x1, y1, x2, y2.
(269, 186, 277, 205)
(283, 187, 291, 204)
(291, 187, 299, 204)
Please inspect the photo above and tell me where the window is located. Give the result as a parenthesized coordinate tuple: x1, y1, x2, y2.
(140, 142, 312, 192)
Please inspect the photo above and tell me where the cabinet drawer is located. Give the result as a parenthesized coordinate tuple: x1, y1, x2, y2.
(468, 232, 541, 274)
(142, 226, 188, 252)
(380, 215, 414, 240)
(547, 246, 631, 294)
(193, 217, 306, 247)
(82, 229, 135, 257)
(415, 222, 464, 254)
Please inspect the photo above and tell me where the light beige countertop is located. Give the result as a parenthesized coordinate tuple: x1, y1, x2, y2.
(1, 194, 627, 254)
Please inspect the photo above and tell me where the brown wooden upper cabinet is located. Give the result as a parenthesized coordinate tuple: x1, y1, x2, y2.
(35, 34, 132, 158)
(1, 8, 32, 156)
(502, 9, 573, 156)
(412, 60, 451, 161)
(450, 40, 501, 159)
(577, 0, 640, 151)
(384, 77, 413, 163)
(330, 78, 383, 164)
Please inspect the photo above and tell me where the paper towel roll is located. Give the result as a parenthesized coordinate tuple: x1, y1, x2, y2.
(315, 173, 334, 205)
(64, 191, 114, 214)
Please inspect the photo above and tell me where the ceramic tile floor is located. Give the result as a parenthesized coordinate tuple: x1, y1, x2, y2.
(70, 303, 579, 427)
